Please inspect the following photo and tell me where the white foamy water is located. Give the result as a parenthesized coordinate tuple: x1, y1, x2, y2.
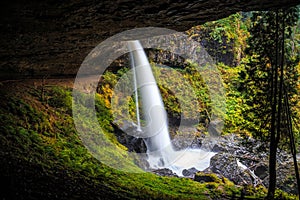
(169, 149, 216, 176)
(147, 148, 216, 176)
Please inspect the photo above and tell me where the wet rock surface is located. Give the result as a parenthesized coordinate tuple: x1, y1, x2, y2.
(113, 122, 147, 153)
(209, 153, 254, 186)
(178, 134, 298, 194)
(152, 168, 178, 177)
(182, 167, 199, 178)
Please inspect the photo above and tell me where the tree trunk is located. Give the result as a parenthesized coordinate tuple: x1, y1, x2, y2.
(267, 10, 280, 200)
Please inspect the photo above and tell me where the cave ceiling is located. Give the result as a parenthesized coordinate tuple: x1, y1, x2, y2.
(0, 0, 299, 77)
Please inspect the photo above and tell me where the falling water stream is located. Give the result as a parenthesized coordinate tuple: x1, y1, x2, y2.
(128, 40, 215, 176)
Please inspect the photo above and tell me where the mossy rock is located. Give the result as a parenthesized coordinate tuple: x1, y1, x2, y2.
(194, 172, 235, 187)
(194, 172, 222, 183)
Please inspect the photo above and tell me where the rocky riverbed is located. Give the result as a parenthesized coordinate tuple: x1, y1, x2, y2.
(114, 121, 298, 194)
(158, 134, 299, 195)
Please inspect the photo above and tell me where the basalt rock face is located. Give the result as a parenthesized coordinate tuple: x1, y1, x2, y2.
(0, 0, 298, 78)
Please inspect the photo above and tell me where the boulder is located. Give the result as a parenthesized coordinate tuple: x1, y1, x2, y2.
(194, 172, 221, 183)
(182, 167, 199, 178)
(113, 122, 147, 153)
(152, 168, 178, 177)
(254, 163, 268, 180)
(209, 153, 253, 186)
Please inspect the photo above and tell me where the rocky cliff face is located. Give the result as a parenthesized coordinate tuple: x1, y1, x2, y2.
(0, 0, 298, 78)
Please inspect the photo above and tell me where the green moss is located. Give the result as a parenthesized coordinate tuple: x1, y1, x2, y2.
(1, 83, 298, 199)
(0, 84, 235, 199)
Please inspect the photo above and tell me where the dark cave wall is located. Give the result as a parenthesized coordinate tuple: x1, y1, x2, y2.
(0, 0, 299, 78)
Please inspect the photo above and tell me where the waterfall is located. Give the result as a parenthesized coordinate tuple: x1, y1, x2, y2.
(128, 40, 174, 166)
(127, 40, 215, 175)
